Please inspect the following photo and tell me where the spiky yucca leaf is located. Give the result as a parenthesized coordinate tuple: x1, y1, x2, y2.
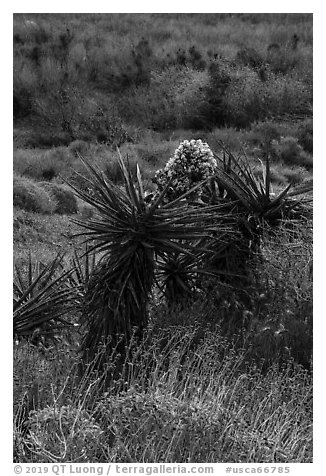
(66, 245, 98, 312)
(68, 153, 237, 358)
(71, 245, 97, 287)
(69, 154, 234, 259)
(212, 142, 313, 224)
(155, 247, 210, 305)
(13, 254, 75, 340)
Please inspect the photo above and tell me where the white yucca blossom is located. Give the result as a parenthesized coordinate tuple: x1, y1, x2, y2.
(154, 139, 217, 202)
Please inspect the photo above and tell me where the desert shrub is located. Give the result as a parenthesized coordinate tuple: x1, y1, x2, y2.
(24, 405, 104, 463)
(34, 87, 86, 140)
(92, 37, 154, 92)
(68, 139, 90, 158)
(248, 224, 312, 369)
(188, 44, 207, 70)
(14, 150, 42, 178)
(248, 119, 309, 150)
(39, 183, 78, 214)
(13, 129, 71, 149)
(74, 146, 143, 184)
(248, 121, 282, 147)
(13, 58, 39, 119)
(266, 43, 302, 75)
(253, 164, 286, 185)
(15, 18, 51, 45)
(118, 66, 209, 131)
(13, 209, 81, 270)
(132, 141, 177, 168)
(92, 355, 311, 462)
(42, 147, 72, 177)
(235, 46, 264, 69)
(297, 119, 313, 153)
(34, 81, 129, 145)
(13, 341, 78, 462)
(224, 68, 268, 127)
(76, 199, 95, 220)
(13, 88, 34, 120)
(166, 45, 207, 71)
(173, 69, 210, 129)
(299, 153, 313, 170)
(270, 136, 312, 168)
(13, 14, 312, 139)
(116, 67, 176, 130)
(14, 328, 312, 463)
(204, 127, 249, 152)
(281, 166, 310, 185)
(13, 175, 57, 214)
(204, 59, 232, 127)
(224, 69, 312, 128)
(27, 131, 72, 148)
(13, 147, 71, 181)
(275, 77, 312, 116)
(78, 101, 132, 147)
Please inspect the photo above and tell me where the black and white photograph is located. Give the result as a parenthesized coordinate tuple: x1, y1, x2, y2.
(12, 7, 314, 467)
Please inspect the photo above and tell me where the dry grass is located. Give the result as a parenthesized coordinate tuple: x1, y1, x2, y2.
(14, 325, 312, 463)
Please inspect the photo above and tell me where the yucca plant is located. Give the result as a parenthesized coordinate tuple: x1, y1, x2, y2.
(200, 142, 313, 294)
(155, 247, 209, 307)
(211, 142, 313, 226)
(69, 152, 236, 362)
(13, 254, 75, 343)
(155, 230, 246, 307)
(68, 244, 98, 310)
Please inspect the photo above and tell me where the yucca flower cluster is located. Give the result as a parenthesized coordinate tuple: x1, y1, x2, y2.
(153, 139, 217, 202)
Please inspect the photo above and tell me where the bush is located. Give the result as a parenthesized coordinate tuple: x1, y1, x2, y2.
(204, 59, 232, 127)
(235, 47, 264, 69)
(253, 164, 287, 185)
(266, 44, 302, 75)
(297, 120, 313, 153)
(68, 140, 90, 158)
(13, 147, 71, 181)
(249, 121, 282, 147)
(270, 136, 312, 167)
(14, 330, 312, 463)
(26, 405, 103, 463)
(118, 66, 210, 131)
(223, 68, 312, 128)
(281, 166, 310, 185)
(204, 127, 249, 152)
(34, 87, 86, 140)
(13, 175, 57, 214)
(13, 59, 38, 119)
(249, 224, 312, 369)
(173, 69, 210, 129)
(39, 183, 78, 214)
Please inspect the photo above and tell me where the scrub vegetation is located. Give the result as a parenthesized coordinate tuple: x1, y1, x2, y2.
(13, 13, 313, 463)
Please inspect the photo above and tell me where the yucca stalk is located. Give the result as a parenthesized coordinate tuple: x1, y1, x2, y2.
(13, 254, 75, 342)
(69, 152, 235, 362)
